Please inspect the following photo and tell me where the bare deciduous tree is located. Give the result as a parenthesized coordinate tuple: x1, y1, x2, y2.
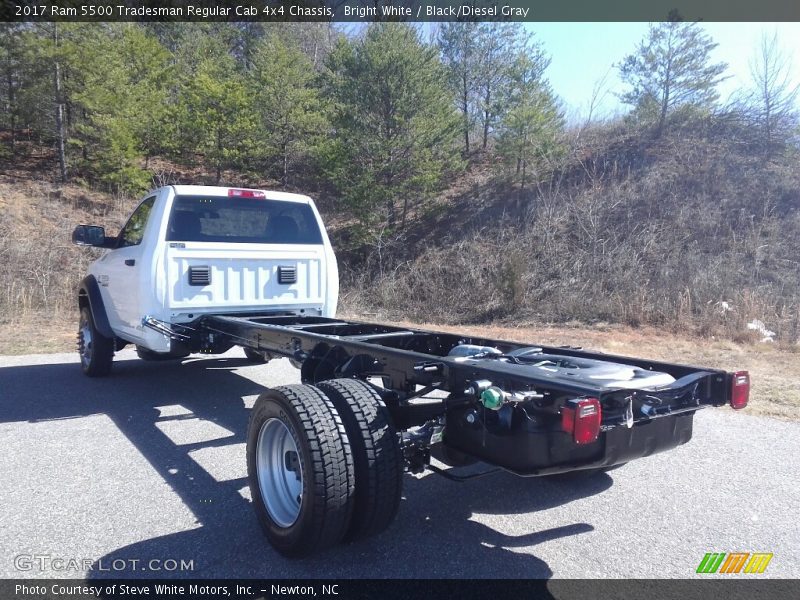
(747, 31, 799, 151)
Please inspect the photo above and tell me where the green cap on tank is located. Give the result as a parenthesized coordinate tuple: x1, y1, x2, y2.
(480, 387, 504, 410)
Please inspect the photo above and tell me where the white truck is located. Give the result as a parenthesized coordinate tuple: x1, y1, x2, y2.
(73, 185, 338, 374)
(73, 185, 750, 557)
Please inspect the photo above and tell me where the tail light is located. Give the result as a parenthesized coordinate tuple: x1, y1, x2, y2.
(730, 371, 750, 410)
(561, 398, 602, 444)
(228, 188, 266, 199)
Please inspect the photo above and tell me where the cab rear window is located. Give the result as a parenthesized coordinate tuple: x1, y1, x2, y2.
(166, 196, 323, 244)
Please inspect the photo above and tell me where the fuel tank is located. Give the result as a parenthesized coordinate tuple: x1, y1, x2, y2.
(447, 344, 676, 390)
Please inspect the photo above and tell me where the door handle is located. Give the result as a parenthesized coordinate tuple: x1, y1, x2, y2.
(124, 259, 135, 266)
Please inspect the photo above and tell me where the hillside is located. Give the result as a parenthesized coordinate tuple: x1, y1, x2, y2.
(0, 155, 138, 316)
(2, 126, 800, 420)
(1, 119, 800, 346)
(340, 122, 800, 346)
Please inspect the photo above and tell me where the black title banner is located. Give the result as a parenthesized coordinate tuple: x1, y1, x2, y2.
(3, 0, 800, 22)
(2, 579, 799, 600)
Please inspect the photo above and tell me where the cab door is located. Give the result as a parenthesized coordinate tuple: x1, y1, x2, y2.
(104, 195, 156, 341)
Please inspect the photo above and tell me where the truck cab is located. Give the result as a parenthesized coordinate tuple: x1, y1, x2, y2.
(73, 185, 338, 370)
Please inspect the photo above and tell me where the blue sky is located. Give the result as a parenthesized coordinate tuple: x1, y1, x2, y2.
(528, 23, 800, 123)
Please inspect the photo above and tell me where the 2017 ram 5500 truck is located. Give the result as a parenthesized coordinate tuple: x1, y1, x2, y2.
(73, 185, 750, 557)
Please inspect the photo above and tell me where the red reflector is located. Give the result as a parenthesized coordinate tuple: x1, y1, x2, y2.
(561, 398, 602, 445)
(730, 370, 749, 410)
(561, 405, 575, 435)
(228, 188, 266, 199)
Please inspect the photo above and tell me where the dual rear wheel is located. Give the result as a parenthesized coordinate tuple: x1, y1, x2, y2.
(246, 379, 402, 557)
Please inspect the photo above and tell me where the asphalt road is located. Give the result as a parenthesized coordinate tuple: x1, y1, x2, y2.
(0, 349, 797, 579)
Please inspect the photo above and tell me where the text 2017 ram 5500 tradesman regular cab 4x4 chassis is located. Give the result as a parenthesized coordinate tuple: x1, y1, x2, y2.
(72, 185, 750, 557)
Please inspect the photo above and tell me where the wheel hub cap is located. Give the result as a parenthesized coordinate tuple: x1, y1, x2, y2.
(256, 418, 302, 528)
(79, 323, 92, 367)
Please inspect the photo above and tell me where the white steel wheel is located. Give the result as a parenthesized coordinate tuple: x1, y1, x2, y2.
(256, 418, 303, 528)
(78, 314, 93, 369)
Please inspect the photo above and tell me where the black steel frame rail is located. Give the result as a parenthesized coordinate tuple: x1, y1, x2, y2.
(200, 314, 730, 407)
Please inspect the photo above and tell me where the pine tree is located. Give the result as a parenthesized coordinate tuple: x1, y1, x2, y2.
(0, 23, 25, 157)
(497, 54, 563, 190)
(59, 24, 156, 191)
(4, 25, 60, 159)
(117, 24, 172, 168)
(438, 22, 479, 155)
(322, 23, 461, 231)
(474, 23, 531, 151)
(249, 34, 327, 187)
(619, 20, 728, 136)
(173, 34, 252, 184)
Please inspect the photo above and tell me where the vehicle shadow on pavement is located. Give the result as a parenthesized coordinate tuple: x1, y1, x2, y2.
(0, 354, 610, 579)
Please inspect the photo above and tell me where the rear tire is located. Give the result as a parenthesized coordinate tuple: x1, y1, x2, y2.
(247, 384, 354, 558)
(316, 378, 403, 541)
(77, 306, 114, 377)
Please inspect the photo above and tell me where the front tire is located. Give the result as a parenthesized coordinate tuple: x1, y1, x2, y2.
(77, 306, 114, 377)
(247, 385, 355, 558)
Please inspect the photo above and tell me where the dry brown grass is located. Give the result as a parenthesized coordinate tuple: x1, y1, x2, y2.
(0, 174, 138, 316)
(0, 312, 77, 355)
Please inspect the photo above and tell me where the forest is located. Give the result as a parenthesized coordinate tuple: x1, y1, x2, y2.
(0, 21, 798, 343)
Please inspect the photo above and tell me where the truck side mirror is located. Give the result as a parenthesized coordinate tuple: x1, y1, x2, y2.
(72, 225, 108, 247)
